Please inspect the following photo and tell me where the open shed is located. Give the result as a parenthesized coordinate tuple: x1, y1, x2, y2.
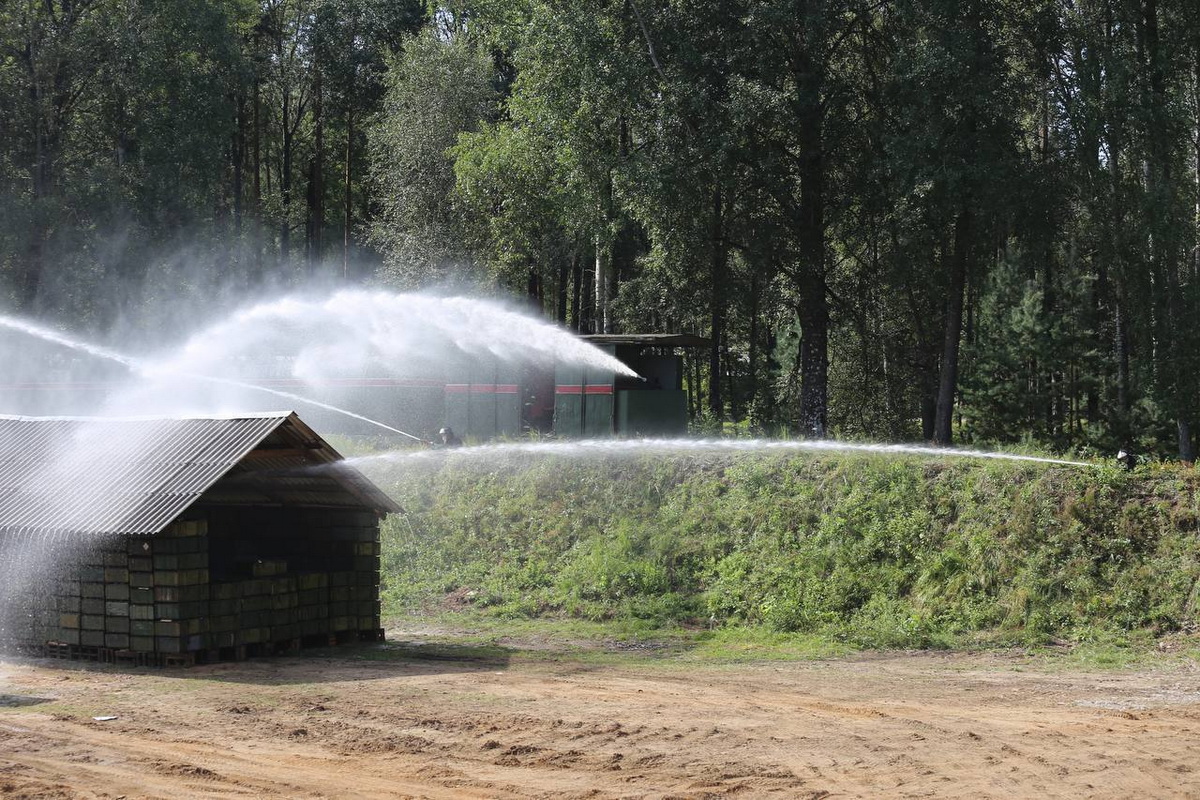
(555, 334, 711, 437)
(0, 412, 399, 665)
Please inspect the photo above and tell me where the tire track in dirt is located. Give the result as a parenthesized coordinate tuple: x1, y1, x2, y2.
(4, 651, 1200, 798)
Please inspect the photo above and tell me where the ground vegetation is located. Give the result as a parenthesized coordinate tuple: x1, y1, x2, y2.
(380, 453, 1200, 647)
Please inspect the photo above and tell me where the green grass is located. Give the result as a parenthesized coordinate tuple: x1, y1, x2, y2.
(372, 448, 1200, 654)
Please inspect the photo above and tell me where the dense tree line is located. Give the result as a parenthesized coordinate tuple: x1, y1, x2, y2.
(2, 1, 1199, 457)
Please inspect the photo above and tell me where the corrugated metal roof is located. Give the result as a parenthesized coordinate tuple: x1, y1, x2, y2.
(0, 412, 398, 537)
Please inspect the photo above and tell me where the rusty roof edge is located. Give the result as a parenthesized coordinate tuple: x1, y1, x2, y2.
(279, 413, 401, 514)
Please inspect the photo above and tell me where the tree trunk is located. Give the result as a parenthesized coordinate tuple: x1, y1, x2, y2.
(233, 94, 245, 234)
(921, 390, 937, 442)
(556, 250, 569, 324)
(20, 44, 51, 311)
(795, 134, 827, 437)
(725, 342, 738, 422)
(526, 263, 542, 305)
(343, 107, 354, 278)
(280, 89, 292, 263)
(581, 239, 595, 333)
(253, 79, 262, 211)
(1179, 420, 1196, 465)
(792, 20, 828, 440)
(570, 246, 583, 331)
(1114, 291, 1132, 421)
(708, 185, 726, 419)
(748, 269, 760, 425)
(796, 283, 828, 439)
(933, 209, 972, 445)
(594, 233, 608, 334)
(306, 68, 323, 270)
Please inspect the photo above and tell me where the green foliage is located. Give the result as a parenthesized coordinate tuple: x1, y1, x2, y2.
(3, 0, 1200, 458)
(368, 28, 497, 287)
(380, 451, 1200, 649)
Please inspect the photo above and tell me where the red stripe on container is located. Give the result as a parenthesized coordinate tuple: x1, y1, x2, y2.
(584, 385, 613, 395)
(444, 384, 470, 394)
(495, 384, 519, 394)
(470, 384, 496, 393)
(254, 378, 446, 388)
(555, 385, 583, 395)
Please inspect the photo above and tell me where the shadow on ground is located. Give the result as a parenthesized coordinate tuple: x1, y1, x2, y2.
(0, 640, 514, 686)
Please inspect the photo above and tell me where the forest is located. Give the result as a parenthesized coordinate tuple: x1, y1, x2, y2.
(2, 0, 1199, 458)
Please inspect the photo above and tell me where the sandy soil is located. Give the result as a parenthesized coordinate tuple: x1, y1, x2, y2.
(2, 637, 1200, 799)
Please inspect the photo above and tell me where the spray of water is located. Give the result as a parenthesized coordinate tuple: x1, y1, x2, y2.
(0, 316, 139, 370)
(0, 314, 426, 441)
(1, 289, 638, 440)
(347, 437, 1094, 469)
(159, 289, 639, 382)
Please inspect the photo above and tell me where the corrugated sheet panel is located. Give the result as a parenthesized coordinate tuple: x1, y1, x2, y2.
(0, 413, 288, 536)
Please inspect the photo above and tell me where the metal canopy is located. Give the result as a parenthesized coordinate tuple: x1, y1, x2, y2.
(580, 333, 711, 348)
(0, 412, 399, 537)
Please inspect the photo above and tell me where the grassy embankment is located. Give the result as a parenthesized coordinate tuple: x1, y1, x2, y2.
(375, 450, 1200, 654)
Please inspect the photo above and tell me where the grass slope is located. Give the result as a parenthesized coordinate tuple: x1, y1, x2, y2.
(378, 451, 1200, 649)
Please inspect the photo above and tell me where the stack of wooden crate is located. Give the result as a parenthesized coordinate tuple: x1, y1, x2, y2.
(35, 512, 381, 662)
(43, 520, 209, 656)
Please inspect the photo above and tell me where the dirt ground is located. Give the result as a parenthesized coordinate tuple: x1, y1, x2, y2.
(2, 636, 1200, 799)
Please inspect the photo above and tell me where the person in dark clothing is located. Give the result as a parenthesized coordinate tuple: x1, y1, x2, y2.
(438, 427, 463, 447)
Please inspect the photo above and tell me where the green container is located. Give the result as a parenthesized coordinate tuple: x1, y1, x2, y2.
(155, 620, 183, 637)
(211, 631, 238, 648)
(154, 585, 208, 603)
(53, 629, 81, 646)
(615, 388, 689, 436)
(210, 599, 240, 616)
(127, 537, 153, 555)
(153, 553, 209, 571)
(155, 635, 186, 654)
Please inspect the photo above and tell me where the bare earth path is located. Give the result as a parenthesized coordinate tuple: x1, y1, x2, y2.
(3, 639, 1200, 799)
